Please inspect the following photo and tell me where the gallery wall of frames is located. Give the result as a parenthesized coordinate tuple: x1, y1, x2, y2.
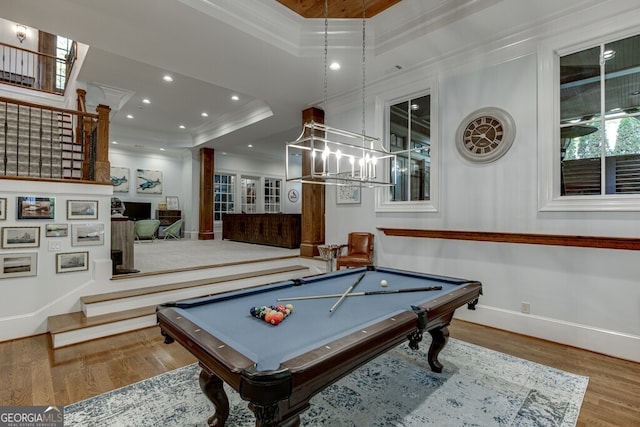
(0, 196, 104, 279)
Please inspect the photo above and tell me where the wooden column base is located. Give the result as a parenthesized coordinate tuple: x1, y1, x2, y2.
(299, 243, 320, 258)
(199, 231, 215, 240)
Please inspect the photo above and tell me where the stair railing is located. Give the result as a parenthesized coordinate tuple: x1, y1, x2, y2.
(0, 93, 110, 184)
(0, 41, 76, 95)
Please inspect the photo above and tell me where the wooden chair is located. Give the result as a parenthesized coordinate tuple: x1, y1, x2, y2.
(163, 219, 183, 240)
(336, 232, 374, 270)
(134, 219, 160, 243)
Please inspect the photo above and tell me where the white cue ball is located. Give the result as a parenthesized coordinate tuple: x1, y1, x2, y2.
(380, 279, 388, 287)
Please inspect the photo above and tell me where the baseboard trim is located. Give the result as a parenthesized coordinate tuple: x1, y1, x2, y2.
(51, 314, 156, 348)
(454, 305, 640, 363)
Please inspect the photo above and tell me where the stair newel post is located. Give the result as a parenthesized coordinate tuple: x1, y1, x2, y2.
(93, 104, 111, 184)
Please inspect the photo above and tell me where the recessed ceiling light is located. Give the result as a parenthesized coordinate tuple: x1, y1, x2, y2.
(231, 95, 239, 101)
(179, 124, 186, 129)
(163, 74, 173, 82)
(329, 62, 341, 71)
(248, 144, 253, 148)
(126, 114, 134, 119)
(222, 152, 227, 155)
(112, 140, 118, 144)
(201, 112, 208, 117)
(142, 98, 151, 104)
(160, 148, 165, 151)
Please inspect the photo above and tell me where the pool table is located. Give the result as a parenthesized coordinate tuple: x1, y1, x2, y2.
(157, 266, 482, 427)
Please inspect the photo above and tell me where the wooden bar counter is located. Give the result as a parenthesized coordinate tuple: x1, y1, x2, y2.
(222, 213, 301, 249)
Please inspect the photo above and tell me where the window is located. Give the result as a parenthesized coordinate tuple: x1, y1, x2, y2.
(538, 17, 640, 211)
(375, 85, 439, 212)
(388, 95, 431, 201)
(264, 178, 281, 213)
(241, 176, 258, 213)
(55, 36, 73, 90)
(560, 34, 640, 197)
(214, 174, 235, 221)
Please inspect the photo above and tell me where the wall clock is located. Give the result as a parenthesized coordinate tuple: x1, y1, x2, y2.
(287, 189, 299, 203)
(455, 107, 516, 163)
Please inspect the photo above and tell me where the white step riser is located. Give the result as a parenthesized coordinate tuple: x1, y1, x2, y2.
(51, 314, 157, 349)
(105, 257, 318, 292)
(82, 268, 310, 317)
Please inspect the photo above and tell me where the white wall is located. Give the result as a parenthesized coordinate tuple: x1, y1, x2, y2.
(110, 148, 298, 240)
(211, 151, 301, 237)
(323, 9, 640, 362)
(110, 148, 185, 217)
(0, 179, 113, 341)
(0, 18, 38, 74)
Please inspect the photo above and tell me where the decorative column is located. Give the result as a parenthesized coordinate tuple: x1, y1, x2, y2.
(299, 107, 325, 257)
(94, 104, 111, 184)
(199, 147, 215, 240)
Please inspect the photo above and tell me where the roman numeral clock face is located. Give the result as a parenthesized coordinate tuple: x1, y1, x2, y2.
(455, 108, 516, 163)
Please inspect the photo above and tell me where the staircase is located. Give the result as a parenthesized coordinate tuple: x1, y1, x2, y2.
(0, 101, 82, 179)
(48, 257, 321, 348)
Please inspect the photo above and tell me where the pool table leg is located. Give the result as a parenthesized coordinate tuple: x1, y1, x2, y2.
(427, 325, 449, 373)
(199, 369, 230, 427)
(251, 404, 300, 427)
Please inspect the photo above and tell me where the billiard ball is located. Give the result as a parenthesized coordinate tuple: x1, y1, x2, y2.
(380, 279, 388, 287)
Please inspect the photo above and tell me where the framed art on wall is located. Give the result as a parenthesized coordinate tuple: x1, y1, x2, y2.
(1, 226, 40, 249)
(166, 196, 179, 210)
(67, 200, 98, 220)
(110, 166, 130, 193)
(0, 252, 37, 279)
(17, 197, 55, 219)
(137, 169, 163, 194)
(71, 223, 104, 246)
(56, 251, 88, 273)
(336, 173, 361, 205)
(0, 198, 6, 220)
(46, 224, 68, 237)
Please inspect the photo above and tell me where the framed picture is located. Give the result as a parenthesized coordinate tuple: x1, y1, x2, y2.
(17, 196, 55, 219)
(1, 226, 40, 249)
(67, 200, 98, 220)
(110, 166, 130, 193)
(0, 252, 37, 279)
(0, 198, 6, 220)
(46, 224, 68, 237)
(71, 223, 104, 246)
(166, 196, 179, 210)
(336, 173, 361, 205)
(137, 169, 163, 194)
(56, 251, 89, 273)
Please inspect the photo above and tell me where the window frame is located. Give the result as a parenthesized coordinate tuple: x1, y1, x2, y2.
(264, 177, 282, 213)
(538, 19, 640, 211)
(241, 175, 259, 213)
(375, 80, 440, 213)
(214, 173, 236, 221)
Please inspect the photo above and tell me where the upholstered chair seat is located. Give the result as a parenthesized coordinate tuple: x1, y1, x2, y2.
(336, 232, 374, 269)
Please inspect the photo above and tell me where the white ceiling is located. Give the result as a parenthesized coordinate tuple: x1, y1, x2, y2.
(1, 0, 596, 160)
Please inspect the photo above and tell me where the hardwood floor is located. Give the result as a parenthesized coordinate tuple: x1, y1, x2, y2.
(0, 320, 637, 426)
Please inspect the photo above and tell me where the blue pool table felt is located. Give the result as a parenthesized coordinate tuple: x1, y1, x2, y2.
(173, 267, 469, 370)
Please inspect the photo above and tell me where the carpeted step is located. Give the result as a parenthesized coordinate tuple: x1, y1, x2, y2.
(48, 264, 310, 348)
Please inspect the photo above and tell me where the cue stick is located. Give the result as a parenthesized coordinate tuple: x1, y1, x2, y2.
(279, 285, 443, 301)
(329, 272, 366, 313)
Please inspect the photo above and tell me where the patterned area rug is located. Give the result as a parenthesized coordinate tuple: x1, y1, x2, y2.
(65, 338, 588, 427)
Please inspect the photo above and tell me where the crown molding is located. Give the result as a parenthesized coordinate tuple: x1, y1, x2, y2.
(192, 99, 274, 146)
